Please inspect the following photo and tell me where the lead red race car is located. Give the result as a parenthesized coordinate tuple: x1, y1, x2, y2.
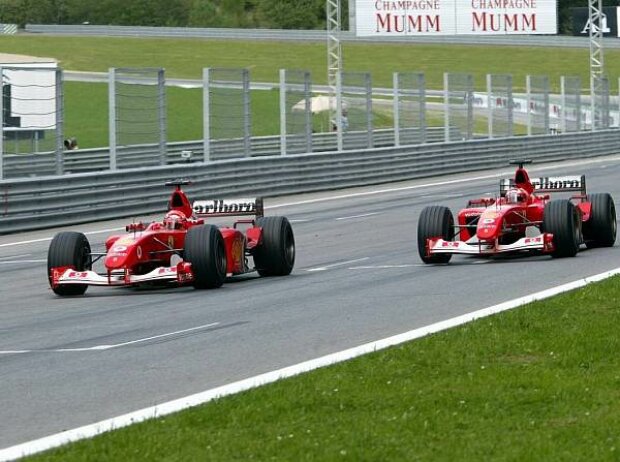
(418, 160, 617, 264)
(48, 180, 295, 296)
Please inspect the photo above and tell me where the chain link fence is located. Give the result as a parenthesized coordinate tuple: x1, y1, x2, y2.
(592, 76, 610, 130)
(340, 72, 373, 150)
(4, 64, 620, 180)
(487, 74, 514, 138)
(393, 72, 426, 146)
(443, 73, 474, 142)
(560, 76, 582, 133)
(109, 68, 166, 169)
(203, 68, 251, 161)
(279, 69, 312, 155)
(526, 75, 550, 136)
(0, 66, 63, 179)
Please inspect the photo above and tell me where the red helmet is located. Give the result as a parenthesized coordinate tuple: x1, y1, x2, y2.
(163, 210, 187, 230)
(505, 188, 529, 205)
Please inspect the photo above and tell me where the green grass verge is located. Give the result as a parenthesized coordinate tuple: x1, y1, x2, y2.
(0, 35, 616, 92)
(28, 275, 620, 461)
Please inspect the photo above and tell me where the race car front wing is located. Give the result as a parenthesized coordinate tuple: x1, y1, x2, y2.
(50, 262, 195, 288)
(427, 233, 555, 256)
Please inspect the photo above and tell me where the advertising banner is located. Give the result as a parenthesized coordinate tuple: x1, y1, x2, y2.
(355, 0, 558, 36)
(571, 7, 617, 38)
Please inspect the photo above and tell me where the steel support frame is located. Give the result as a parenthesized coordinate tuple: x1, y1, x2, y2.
(589, 0, 605, 131)
(327, 0, 343, 151)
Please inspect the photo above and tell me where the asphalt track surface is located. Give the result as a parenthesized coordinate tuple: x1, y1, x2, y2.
(2, 156, 620, 450)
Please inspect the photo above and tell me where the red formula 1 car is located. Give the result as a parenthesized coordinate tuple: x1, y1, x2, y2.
(47, 180, 295, 296)
(418, 160, 617, 264)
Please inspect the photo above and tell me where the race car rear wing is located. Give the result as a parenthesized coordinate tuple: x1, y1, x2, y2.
(500, 175, 586, 196)
(192, 198, 264, 218)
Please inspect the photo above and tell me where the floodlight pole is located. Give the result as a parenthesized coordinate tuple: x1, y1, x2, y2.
(327, 0, 343, 151)
(588, 0, 605, 131)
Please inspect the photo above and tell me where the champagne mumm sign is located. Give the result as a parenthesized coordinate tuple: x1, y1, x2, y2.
(355, 0, 557, 36)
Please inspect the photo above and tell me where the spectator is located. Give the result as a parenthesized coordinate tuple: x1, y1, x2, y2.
(64, 137, 79, 150)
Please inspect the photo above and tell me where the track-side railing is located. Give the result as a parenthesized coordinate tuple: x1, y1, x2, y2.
(2, 130, 619, 234)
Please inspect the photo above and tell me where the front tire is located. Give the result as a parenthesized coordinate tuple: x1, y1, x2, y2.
(417, 206, 454, 264)
(47, 232, 91, 296)
(543, 200, 580, 258)
(185, 225, 227, 289)
(583, 193, 616, 248)
(254, 216, 295, 276)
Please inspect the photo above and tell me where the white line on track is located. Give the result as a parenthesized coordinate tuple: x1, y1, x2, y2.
(0, 254, 30, 260)
(349, 264, 422, 269)
(2, 156, 619, 250)
(0, 227, 124, 248)
(3, 267, 620, 461)
(0, 259, 46, 265)
(335, 212, 380, 221)
(306, 257, 370, 272)
(0, 322, 220, 355)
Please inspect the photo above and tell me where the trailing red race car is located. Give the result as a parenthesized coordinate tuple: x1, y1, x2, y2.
(47, 180, 295, 296)
(418, 160, 617, 264)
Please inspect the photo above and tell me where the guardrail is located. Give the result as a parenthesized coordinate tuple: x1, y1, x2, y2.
(23, 24, 620, 49)
(2, 130, 619, 234)
(2, 127, 451, 178)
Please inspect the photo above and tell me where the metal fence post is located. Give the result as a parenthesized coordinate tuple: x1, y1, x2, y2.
(304, 71, 312, 153)
(280, 69, 286, 155)
(577, 81, 582, 131)
(466, 74, 474, 140)
(55, 68, 64, 175)
(336, 71, 343, 151)
(108, 68, 117, 170)
(393, 73, 400, 147)
(543, 76, 550, 134)
(526, 75, 532, 137)
(507, 75, 514, 137)
(243, 68, 251, 157)
(158, 68, 167, 165)
(487, 74, 493, 139)
(420, 73, 427, 144)
(203, 68, 210, 163)
(560, 76, 566, 134)
(366, 73, 373, 148)
(443, 72, 449, 143)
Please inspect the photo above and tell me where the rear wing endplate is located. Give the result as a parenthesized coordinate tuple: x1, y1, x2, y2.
(193, 198, 264, 218)
(500, 175, 586, 196)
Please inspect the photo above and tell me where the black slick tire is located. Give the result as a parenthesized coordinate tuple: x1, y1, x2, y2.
(185, 224, 227, 289)
(417, 206, 454, 264)
(583, 193, 617, 248)
(254, 216, 295, 276)
(47, 231, 91, 296)
(543, 199, 580, 258)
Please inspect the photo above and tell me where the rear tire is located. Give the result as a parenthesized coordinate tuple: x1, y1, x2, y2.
(417, 206, 454, 264)
(254, 216, 295, 276)
(583, 193, 616, 248)
(47, 232, 91, 296)
(543, 200, 580, 258)
(185, 225, 227, 289)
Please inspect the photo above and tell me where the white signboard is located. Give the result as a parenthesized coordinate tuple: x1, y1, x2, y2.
(1, 63, 57, 132)
(356, 0, 557, 36)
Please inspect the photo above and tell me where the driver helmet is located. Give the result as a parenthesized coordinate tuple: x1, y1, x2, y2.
(163, 210, 187, 230)
(505, 187, 529, 205)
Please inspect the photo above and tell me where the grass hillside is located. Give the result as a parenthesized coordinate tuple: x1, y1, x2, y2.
(0, 35, 615, 92)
